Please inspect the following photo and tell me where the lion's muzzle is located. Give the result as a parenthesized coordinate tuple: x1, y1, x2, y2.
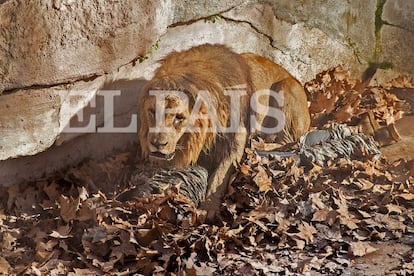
(148, 134, 177, 161)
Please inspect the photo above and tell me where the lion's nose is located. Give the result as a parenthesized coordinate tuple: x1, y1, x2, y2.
(151, 138, 168, 149)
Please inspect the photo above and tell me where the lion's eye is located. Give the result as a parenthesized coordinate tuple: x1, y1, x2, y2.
(174, 114, 186, 125)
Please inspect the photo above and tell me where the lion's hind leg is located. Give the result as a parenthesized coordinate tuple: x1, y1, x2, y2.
(259, 78, 310, 145)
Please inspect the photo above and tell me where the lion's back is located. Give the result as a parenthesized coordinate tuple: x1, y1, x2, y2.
(153, 44, 252, 94)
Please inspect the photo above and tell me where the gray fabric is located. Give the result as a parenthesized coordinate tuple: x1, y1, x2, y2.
(301, 129, 331, 146)
(116, 166, 208, 206)
(300, 124, 381, 165)
(149, 167, 208, 205)
(258, 124, 381, 166)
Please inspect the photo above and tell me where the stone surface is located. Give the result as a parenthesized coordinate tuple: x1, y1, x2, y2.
(0, 79, 143, 184)
(170, 0, 244, 24)
(222, 3, 362, 82)
(117, 10, 361, 84)
(0, 76, 105, 160)
(0, 0, 169, 92)
(0, 77, 144, 161)
(380, 25, 414, 74)
(266, 0, 377, 60)
(383, 0, 414, 33)
(0, 89, 62, 160)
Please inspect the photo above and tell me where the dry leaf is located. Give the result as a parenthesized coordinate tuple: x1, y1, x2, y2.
(386, 204, 403, 214)
(355, 179, 374, 190)
(253, 165, 272, 192)
(297, 222, 317, 243)
(312, 208, 330, 222)
(0, 257, 11, 275)
(59, 195, 80, 223)
(397, 193, 414, 200)
(349, 241, 377, 257)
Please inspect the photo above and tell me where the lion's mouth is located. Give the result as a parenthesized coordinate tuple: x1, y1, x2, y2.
(149, 151, 175, 161)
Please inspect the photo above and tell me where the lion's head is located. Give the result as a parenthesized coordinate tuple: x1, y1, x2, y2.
(139, 84, 216, 168)
(138, 44, 252, 168)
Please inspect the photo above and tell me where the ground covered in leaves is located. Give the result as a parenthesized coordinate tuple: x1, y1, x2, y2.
(1, 67, 413, 275)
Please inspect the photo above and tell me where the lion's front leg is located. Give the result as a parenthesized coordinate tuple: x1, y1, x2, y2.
(199, 131, 248, 221)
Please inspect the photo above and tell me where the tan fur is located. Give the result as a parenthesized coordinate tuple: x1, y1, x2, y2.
(138, 44, 310, 214)
(139, 44, 252, 168)
(241, 53, 310, 143)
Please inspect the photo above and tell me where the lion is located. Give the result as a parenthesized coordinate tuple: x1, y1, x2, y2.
(138, 44, 310, 216)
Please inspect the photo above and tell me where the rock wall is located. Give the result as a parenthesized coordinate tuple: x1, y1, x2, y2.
(1, 0, 413, 185)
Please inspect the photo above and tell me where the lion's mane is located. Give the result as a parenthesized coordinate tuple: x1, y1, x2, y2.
(138, 44, 253, 167)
